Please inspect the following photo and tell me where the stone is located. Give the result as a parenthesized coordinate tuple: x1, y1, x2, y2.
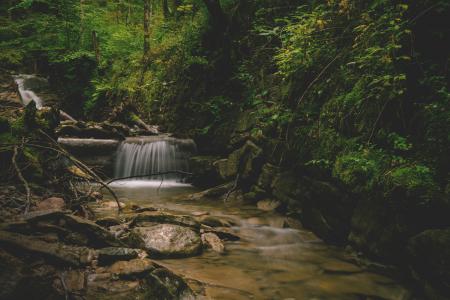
(98, 247, 139, 265)
(34, 197, 65, 211)
(201, 232, 225, 253)
(196, 215, 235, 227)
(407, 229, 450, 298)
(96, 216, 122, 227)
(257, 163, 279, 191)
(129, 211, 200, 229)
(200, 225, 240, 241)
(189, 155, 223, 188)
(257, 199, 281, 211)
(133, 224, 202, 258)
(0, 231, 94, 267)
(22, 210, 124, 248)
(90, 260, 194, 299)
(106, 258, 156, 278)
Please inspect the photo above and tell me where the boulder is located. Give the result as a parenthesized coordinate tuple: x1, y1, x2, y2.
(214, 141, 264, 182)
(201, 232, 225, 253)
(257, 163, 279, 191)
(34, 197, 65, 211)
(129, 211, 200, 229)
(189, 155, 222, 188)
(133, 224, 202, 258)
(407, 229, 450, 299)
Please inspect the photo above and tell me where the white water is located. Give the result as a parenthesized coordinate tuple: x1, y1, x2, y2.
(13, 74, 46, 108)
(114, 137, 196, 183)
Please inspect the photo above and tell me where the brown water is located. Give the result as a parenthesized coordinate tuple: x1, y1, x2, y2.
(101, 181, 415, 300)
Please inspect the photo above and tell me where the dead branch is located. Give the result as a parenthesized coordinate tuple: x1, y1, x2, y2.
(37, 129, 123, 212)
(224, 173, 240, 203)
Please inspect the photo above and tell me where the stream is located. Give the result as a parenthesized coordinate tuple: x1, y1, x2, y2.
(97, 181, 414, 300)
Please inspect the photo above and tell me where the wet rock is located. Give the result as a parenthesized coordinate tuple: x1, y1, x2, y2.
(216, 140, 264, 182)
(200, 225, 240, 241)
(196, 215, 235, 227)
(130, 211, 200, 229)
(22, 210, 124, 248)
(88, 259, 194, 300)
(407, 229, 450, 298)
(201, 232, 225, 253)
(189, 155, 222, 188)
(96, 216, 122, 227)
(106, 258, 156, 278)
(98, 247, 139, 266)
(272, 173, 353, 245)
(34, 197, 65, 211)
(191, 211, 210, 217)
(188, 182, 233, 201)
(257, 199, 281, 211)
(0, 231, 94, 267)
(257, 163, 279, 191)
(130, 205, 157, 213)
(133, 224, 202, 258)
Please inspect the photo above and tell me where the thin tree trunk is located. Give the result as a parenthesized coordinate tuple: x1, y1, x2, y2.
(92, 31, 100, 63)
(143, 0, 151, 56)
(162, 0, 170, 18)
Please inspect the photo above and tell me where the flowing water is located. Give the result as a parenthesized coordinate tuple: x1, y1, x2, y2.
(97, 137, 415, 299)
(114, 136, 196, 181)
(102, 183, 414, 300)
(13, 74, 46, 108)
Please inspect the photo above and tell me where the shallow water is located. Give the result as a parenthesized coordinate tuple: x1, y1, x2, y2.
(102, 181, 414, 300)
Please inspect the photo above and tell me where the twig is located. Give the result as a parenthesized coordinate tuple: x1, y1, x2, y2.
(12, 141, 31, 214)
(224, 173, 240, 203)
(37, 129, 123, 212)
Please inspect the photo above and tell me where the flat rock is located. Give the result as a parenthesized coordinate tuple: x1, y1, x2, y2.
(134, 224, 202, 258)
(202, 232, 225, 253)
(0, 231, 94, 267)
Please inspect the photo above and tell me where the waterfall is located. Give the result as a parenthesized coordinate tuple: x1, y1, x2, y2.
(13, 74, 47, 108)
(114, 137, 196, 182)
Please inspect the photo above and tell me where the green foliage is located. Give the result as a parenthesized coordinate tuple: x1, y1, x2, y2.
(333, 150, 381, 192)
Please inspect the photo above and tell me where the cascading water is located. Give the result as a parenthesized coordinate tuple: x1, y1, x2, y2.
(13, 74, 47, 108)
(114, 136, 196, 183)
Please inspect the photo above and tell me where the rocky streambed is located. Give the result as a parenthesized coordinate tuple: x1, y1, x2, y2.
(86, 181, 416, 300)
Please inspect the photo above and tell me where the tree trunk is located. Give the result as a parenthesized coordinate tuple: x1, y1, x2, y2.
(201, 0, 227, 32)
(143, 0, 151, 56)
(162, 0, 170, 18)
(92, 31, 100, 63)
